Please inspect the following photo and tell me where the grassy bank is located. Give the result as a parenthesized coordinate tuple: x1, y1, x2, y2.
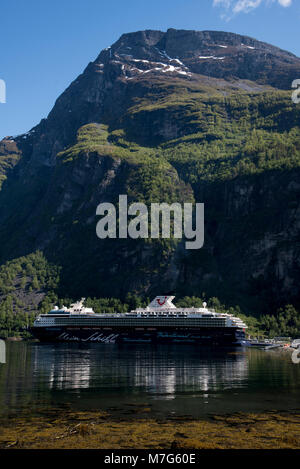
(1, 409, 299, 449)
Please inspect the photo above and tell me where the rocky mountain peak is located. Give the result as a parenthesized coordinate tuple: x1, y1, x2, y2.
(93, 28, 300, 87)
(8, 29, 300, 169)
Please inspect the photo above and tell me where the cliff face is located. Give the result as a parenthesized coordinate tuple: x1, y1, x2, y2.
(182, 170, 300, 312)
(0, 29, 300, 312)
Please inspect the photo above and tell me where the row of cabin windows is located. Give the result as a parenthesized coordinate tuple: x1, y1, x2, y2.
(53, 320, 227, 327)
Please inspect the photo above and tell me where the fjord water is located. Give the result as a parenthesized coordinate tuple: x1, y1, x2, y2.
(0, 342, 299, 419)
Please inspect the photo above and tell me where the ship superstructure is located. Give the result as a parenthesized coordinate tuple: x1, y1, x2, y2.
(32, 296, 247, 345)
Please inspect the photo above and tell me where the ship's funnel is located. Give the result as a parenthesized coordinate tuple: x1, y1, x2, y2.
(148, 296, 176, 309)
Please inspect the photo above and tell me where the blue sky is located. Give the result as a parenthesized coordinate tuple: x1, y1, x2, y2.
(0, 0, 299, 139)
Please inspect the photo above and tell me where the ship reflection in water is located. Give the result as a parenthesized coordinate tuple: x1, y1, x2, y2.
(33, 343, 248, 398)
(1, 342, 300, 419)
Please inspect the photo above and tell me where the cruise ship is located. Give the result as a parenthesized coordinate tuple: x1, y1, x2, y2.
(31, 296, 248, 346)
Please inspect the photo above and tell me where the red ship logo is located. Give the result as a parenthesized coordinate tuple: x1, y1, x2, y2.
(156, 296, 167, 306)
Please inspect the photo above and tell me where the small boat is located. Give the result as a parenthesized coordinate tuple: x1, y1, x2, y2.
(249, 340, 272, 348)
(291, 339, 300, 349)
(263, 343, 282, 350)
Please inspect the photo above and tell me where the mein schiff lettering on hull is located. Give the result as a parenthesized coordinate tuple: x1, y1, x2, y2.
(31, 296, 247, 346)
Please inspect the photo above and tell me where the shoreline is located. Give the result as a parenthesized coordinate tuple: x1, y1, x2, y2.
(1, 408, 299, 449)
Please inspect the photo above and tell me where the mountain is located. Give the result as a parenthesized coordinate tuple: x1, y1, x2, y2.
(0, 28, 300, 315)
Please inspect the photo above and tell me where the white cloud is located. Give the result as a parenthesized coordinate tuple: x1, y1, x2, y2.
(233, 0, 262, 13)
(277, 0, 292, 6)
(213, 0, 292, 16)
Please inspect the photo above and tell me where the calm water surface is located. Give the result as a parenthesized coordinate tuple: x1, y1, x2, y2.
(0, 341, 299, 419)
